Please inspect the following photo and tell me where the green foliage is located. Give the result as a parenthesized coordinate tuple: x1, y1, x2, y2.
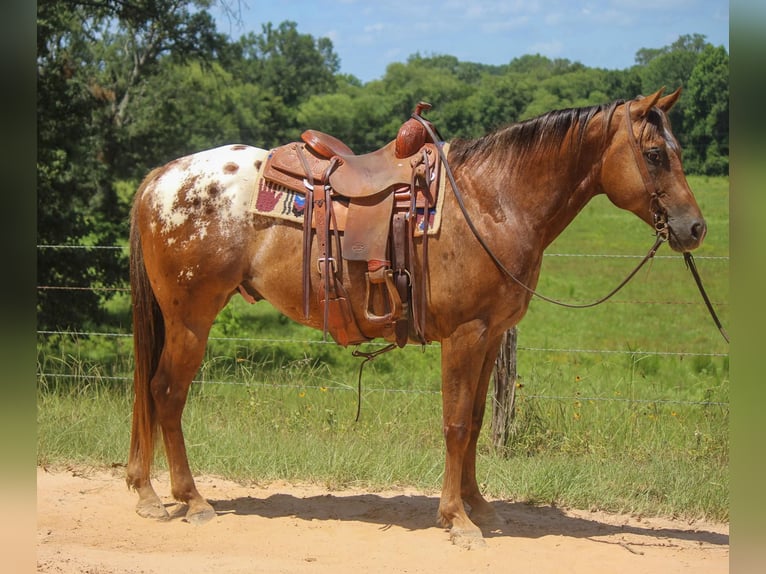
(636, 34, 714, 139)
(36, 0, 222, 329)
(441, 73, 532, 138)
(683, 45, 730, 175)
(636, 33, 709, 90)
(37, 2, 728, 339)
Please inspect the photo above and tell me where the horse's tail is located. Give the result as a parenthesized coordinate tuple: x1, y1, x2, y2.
(128, 184, 164, 486)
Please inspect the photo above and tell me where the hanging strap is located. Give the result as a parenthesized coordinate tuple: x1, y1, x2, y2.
(683, 252, 729, 343)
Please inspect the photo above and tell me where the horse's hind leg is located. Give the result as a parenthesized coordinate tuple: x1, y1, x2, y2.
(150, 315, 217, 524)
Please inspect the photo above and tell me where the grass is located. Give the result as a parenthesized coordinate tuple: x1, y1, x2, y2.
(37, 175, 729, 523)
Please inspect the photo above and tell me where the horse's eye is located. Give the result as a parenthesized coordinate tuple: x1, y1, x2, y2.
(645, 148, 662, 165)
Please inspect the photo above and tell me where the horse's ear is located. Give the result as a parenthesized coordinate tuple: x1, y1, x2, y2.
(630, 87, 665, 120)
(656, 87, 682, 112)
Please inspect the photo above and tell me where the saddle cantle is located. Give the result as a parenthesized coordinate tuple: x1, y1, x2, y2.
(260, 103, 443, 348)
(301, 129, 354, 158)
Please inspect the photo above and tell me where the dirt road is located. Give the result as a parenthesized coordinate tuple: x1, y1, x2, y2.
(37, 466, 728, 573)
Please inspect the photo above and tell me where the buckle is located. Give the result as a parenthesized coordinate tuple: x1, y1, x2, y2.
(316, 257, 337, 274)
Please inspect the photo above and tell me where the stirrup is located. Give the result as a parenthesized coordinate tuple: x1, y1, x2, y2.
(363, 268, 403, 324)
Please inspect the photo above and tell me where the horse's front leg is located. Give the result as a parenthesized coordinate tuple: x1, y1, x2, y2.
(438, 320, 496, 548)
(460, 336, 504, 529)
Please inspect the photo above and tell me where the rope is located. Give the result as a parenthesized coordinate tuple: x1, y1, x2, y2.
(351, 344, 397, 421)
(684, 252, 730, 343)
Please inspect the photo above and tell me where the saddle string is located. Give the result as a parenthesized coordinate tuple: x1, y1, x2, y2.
(410, 111, 667, 310)
(351, 344, 397, 422)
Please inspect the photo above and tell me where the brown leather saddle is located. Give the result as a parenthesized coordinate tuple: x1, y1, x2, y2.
(260, 102, 442, 347)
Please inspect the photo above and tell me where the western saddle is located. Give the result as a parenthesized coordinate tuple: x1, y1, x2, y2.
(261, 102, 443, 347)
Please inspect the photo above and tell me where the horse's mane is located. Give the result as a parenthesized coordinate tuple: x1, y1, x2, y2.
(448, 100, 625, 168)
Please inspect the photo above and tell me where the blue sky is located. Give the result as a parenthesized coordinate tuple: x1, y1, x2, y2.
(212, 1, 729, 83)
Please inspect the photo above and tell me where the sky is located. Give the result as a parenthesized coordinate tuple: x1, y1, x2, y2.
(211, 1, 729, 83)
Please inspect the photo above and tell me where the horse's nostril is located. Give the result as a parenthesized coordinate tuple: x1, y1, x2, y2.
(691, 220, 707, 241)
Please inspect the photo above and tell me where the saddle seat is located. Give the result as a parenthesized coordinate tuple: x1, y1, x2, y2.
(300, 131, 428, 200)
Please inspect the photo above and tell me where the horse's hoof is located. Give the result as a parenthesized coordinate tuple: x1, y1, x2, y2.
(136, 499, 170, 521)
(185, 504, 216, 525)
(449, 527, 487, 549)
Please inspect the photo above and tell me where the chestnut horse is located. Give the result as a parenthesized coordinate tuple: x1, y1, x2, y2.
(127, 88, 706, 546)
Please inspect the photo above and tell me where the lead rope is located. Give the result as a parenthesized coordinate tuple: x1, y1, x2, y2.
(683, 252, 730, 343)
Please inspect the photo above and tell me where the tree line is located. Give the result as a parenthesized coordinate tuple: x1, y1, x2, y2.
(37, 0, 729, 331)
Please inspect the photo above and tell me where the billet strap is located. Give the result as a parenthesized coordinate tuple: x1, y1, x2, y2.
(313, 184, 333, 338)
(391, 212, 410, 347)
(294, 145, 315, 319)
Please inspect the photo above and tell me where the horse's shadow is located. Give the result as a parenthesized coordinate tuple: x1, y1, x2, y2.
(207, 493, 728, 547)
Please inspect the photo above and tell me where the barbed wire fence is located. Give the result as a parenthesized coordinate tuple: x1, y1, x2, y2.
(36, 244, 729, 445)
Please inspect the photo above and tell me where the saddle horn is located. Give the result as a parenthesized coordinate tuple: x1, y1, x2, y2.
(395, 101, 434, 159)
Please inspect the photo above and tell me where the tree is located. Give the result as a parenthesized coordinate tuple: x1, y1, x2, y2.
(37, 0, 222, 329)
(376, 56, 473, 141)
(122, 60, 290, 169)
(636, 34, 709, 134)
(218, 21, 341, 142)
(683, 45, 729, 175)
(232, 22, 339, 109)
(441, 73, 532, 137)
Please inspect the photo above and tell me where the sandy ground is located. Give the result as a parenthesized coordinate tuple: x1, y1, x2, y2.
(37, 466, 728, 573)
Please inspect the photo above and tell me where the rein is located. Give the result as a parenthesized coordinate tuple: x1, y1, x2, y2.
(353, 102, 728, 420)
(683, 252, 730, 343)
(412, 109, 667, 310)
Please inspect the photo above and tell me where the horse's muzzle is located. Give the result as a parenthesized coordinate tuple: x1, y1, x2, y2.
(668, 216, 707, 252)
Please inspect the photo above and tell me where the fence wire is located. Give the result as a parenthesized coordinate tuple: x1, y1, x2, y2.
(36, 244, 729, 408)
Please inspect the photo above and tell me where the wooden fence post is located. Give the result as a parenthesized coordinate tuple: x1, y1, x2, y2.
(491, 327, 518, 449)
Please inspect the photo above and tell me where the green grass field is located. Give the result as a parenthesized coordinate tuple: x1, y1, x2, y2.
(37, 175, 729, 522)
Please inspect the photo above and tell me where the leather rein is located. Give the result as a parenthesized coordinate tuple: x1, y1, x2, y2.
(411, 104, 729, 342)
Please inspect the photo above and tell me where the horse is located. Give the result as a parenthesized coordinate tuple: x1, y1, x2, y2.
(127, 88, 706, 547)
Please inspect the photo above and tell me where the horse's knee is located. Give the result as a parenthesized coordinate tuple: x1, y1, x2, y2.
(443, 422, 470, 445)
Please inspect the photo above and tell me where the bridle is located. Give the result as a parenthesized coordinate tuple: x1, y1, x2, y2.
(622, 102, 728, 343)
(623, 100, 670, 243)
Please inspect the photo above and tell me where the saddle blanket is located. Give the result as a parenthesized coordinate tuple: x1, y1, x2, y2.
(248, 147, 447, 237)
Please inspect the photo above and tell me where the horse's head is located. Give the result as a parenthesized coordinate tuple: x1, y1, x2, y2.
(600, 87, 706, 252)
